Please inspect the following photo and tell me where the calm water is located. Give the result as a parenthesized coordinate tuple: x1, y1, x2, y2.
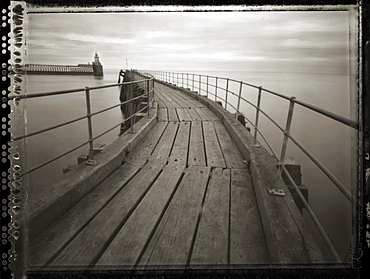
(22, 69, 356, 262)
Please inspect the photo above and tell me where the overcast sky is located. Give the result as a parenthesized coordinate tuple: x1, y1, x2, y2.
(25, 10, 351, 74)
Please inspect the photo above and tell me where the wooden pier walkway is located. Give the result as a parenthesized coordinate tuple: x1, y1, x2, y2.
(29, 81, 323, 270)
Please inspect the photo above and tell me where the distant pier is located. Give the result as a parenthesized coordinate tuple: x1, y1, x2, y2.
(23, 53, 103, 76)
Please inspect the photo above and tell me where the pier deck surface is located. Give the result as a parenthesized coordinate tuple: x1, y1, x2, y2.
(29, 81, 321, 270)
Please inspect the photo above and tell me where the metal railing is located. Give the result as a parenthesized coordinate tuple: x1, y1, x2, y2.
(145, 70, 360, 263)
(10, 71, 154, 177)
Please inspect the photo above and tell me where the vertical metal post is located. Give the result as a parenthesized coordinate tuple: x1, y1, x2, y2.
(199, 75, 201, 94)
(206, 76, 209, 98)
(277, 97, 296, 177)
(215, 77, 218, 101)
(187, 73, 189, 89)
(237, 81, 243, 114)
(182, 73, 184, 87)
(253, 87, 263, 145)
(225, 78, 229, 110)
(146, 79, 150, 116)
(85, 87, 95, 162)
(192, 74, 195, 91)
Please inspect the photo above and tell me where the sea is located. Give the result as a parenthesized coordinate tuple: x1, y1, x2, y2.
(20, 68, 356, 263)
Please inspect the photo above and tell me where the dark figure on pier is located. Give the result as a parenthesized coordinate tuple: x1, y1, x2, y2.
(119, 83, 147, 135)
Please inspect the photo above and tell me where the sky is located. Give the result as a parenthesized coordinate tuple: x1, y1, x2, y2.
(25, 10, 352, 74)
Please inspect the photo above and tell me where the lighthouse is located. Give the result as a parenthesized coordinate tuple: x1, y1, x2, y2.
(92, 52, 103, 76)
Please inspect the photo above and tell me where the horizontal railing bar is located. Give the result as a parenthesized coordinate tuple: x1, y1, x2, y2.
(90, 93, 148, 118)
(261, 88, 291, 100)
(12, 115, 86, 141)
(258, 108, 285, 133)
(239, 95, 259, 110)
(93, 122, 123, 141)
(21, 140, 90, 177)
(152, 71, 359, 131)
(294, 99, 359, 130)
(287, 133, 354, 203)
(242, 116, 278, 158)
(93, 105, 149, 141)
(11, 87, 85, 99)
(281, 165, 342, 263)
(9, 78, 152, 100)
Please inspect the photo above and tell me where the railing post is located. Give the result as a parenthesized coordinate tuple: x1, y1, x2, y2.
(237, 81, 243, 114)
(192, 74, 195, 91)
(206, 76, 209, 98)
(253, 86, 263, 146)
(182, 73, 184, 87)
(199, 75, 201, 94)
(187, 73, 189, 89)
(146, 78, 150, 116)
(215, 77, 218, 101)
(277, 96, 296, 176)
(85, 87, 97, 164)
(225, 78, 229, 110)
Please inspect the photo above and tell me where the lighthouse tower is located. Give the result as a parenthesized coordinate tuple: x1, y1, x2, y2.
(92, 52, 103, 76)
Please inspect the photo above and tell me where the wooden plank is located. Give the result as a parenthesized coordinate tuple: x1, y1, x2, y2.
(154, 95, 167, 108)
(95, 164, 185, 268)
(199, 107, 220, 121)
(194, 107, 209, 121)
(137, 166, 194, 269)
(163, 90, 189, 107)
(155, 91, 175, 108)
(29, 161, 145, 267)
(126, 122, 167, 163)
(144, 166, 211, 268)
(213, 121, 246, 169)
(202, 121, 226, 168)
(167, 89, 205, 108)
(190, 168, 230, 266)
(49, 161, 166, 267)
(229, 169, 268, 265)
(186, 107, 201, 121)
(156, 89, 181, 108)
(176, 108, 191, 122)
(188, 121, 206, 166)
(157, 108, 168, 122)
(167, 108, 179, 122)
(169, 122, 190, 165)
(150, 122, 178, 161)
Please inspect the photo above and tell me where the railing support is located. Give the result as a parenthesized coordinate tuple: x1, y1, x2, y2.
(215, 77, 218, 101)
(146, 79, 150, 116)
(252, 86, 263, 146)
(85, 87, 98, 165)
(199, 75, 201, 94)
(277, 96, 296, 177)
(237, 81, 243, 114)
(192, 74, 195, 91)
(225, 78, 229, 110)
(206, 76, 209, 98)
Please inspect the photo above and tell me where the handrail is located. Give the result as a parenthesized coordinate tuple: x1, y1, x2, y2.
(144, 70, 360, 263)
(9, 79, 150, 100)
(13, 72, 154, 177)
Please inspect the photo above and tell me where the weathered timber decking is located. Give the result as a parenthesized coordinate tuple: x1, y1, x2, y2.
(29, 80, 323, 270)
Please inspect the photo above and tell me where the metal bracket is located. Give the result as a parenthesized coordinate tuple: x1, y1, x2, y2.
(249, 143, 260, 148)
(268, 188, 285, 196)
(85, 160, 99, 166)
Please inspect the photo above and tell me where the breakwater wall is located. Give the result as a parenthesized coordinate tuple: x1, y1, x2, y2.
(23, 53, 104, 76)
(23, 64, 97, 75)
